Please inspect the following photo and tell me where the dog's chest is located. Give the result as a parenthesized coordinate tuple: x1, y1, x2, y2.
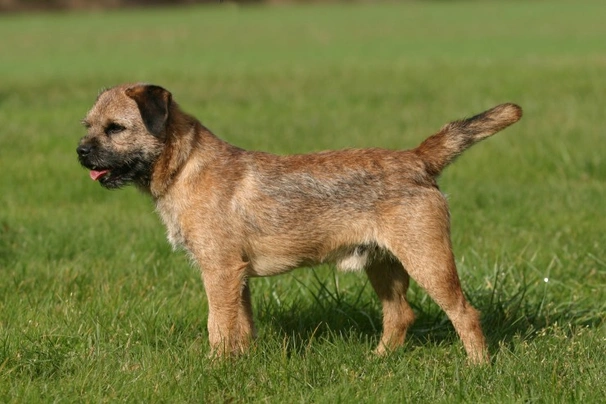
(155, 197, 185, 249)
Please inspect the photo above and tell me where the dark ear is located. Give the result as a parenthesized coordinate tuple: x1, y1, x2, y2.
(125, 84, 172, 138)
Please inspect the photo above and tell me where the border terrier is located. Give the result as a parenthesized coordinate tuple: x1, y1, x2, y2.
(77, 83, 522, 363)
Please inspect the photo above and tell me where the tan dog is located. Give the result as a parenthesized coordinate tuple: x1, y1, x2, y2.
(77, 83, 522, 363)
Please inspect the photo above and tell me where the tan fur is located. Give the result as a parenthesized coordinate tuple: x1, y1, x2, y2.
(77, 83, 523, 363)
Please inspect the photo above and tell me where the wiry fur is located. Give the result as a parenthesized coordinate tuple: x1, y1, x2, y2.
(77, 83, 522, 363)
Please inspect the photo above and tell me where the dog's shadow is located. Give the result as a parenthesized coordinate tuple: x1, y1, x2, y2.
(254, 272, 604, 358)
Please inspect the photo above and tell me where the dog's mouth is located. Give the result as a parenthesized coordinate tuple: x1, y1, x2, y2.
(79, 152, 155, 190)
(86, 166, 125, 188)
(90, 169, 110, 181)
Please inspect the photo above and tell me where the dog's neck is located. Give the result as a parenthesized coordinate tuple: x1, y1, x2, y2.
(146, 107, 237, 199)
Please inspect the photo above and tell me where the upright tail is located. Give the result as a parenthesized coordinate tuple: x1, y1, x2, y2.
(415, 103, 523, 177)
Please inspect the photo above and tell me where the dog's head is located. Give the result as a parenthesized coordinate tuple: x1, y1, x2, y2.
(77, 84, 171, 189)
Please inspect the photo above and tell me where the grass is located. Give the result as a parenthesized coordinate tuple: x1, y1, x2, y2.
(1, 1, 605, 402)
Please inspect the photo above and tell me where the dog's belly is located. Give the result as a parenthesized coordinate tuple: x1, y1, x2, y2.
(247, 255, 301, 277)
(247, 244, 373, 277)
(333, 245, 372, 272)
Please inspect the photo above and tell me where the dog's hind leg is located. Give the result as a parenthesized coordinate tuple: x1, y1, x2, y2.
(365, 256, 416, 355)
(385, 198, 488, 364)
(399, 249, 487, 364)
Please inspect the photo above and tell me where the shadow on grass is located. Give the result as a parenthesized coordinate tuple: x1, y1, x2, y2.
(255, 268, 604, 358)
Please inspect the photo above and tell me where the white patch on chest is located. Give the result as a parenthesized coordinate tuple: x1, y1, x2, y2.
(156, 197, 185, 249)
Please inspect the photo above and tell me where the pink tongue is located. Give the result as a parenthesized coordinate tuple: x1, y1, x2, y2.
(90, 170, 109, 181)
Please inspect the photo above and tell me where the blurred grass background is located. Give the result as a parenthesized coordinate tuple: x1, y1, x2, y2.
(0, 1, 605, 402)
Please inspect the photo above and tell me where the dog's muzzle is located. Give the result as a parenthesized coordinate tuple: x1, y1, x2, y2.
(76, 144, 93, 158)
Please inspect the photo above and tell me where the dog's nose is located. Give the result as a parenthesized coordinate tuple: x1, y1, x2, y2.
(77, 144, 92, 156)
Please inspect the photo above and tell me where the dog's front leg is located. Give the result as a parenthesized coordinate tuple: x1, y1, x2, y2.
(201, 260, 255, 357)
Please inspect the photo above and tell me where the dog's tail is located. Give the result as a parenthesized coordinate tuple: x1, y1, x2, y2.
(415, 103, 522, 177)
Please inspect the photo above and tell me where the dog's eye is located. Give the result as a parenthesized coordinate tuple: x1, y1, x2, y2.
(105, 123, 126, 135)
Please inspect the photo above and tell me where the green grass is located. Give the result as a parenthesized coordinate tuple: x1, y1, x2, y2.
(1, 1, 605, 402)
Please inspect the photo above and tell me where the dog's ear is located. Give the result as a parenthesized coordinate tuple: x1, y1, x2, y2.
(125, 84, 172, 138)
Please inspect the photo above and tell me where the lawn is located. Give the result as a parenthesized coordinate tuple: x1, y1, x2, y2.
(0, 1, 605, 402)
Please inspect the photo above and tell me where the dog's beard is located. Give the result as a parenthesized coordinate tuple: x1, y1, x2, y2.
(78, 150, 156, 190)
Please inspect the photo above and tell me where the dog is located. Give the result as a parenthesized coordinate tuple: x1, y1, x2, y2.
(77, 83, 522, 363)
